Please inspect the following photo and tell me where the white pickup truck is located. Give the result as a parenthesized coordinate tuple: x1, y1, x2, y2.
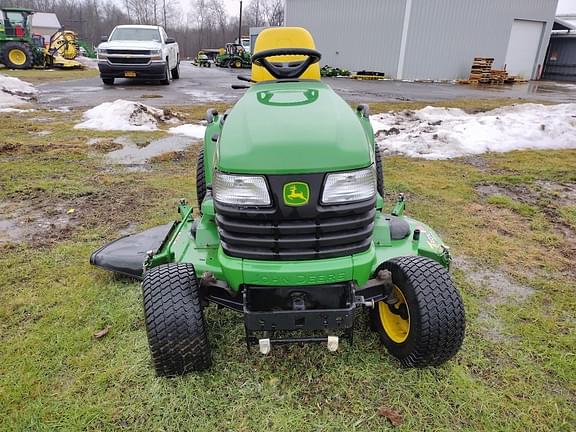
(97, 25, 180, 85)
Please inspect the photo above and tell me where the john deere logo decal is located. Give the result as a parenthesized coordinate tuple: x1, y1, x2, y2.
(283, 182, 309, 206)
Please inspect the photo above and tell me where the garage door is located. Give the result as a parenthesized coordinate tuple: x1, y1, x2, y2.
(505, 19, 544, 79)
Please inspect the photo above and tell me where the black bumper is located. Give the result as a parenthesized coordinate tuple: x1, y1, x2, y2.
(98, 61, 166, 79)
(243, 283, 356, 332)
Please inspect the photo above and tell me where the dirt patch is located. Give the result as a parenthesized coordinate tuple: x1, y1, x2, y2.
(90, 139, 123, 153)
(475, 181, 576, 259)
(0, 183, 162, 247)
(456, 155, 490, 170)
(476, 181, 576, 208)
(475, 183, 532, 204)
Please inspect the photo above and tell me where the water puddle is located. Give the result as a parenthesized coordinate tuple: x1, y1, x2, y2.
(104, 135, 195, 165)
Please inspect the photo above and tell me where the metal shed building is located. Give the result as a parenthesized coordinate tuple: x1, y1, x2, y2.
(543, 18, 576, 81)
(285, 0, 559, 80)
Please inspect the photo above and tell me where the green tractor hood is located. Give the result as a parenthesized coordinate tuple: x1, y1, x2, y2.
(217, 81, 373, 174)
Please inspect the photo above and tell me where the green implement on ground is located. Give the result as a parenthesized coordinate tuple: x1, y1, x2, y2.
(91, 27, 465, 377)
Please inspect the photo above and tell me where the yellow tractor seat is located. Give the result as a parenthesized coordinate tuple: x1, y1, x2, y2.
(251, 27, 321, 82)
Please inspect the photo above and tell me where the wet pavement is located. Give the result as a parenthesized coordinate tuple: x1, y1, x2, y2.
(38, 62, 576, 108)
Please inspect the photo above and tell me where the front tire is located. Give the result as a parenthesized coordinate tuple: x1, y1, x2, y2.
(370, 256, 465, 367)
(171, 60, 180, 79)
(161, 62, 171, 85)
(102, 78, 115, 85)
(142, 263, 212, 376)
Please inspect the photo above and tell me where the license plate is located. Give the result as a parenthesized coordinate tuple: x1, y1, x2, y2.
(124, 71, 137, 78)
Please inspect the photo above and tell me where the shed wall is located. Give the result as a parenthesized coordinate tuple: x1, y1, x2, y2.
(285, 0, 407, 77)
(403, 0, 558, 80)
(286, 0, 559, 80)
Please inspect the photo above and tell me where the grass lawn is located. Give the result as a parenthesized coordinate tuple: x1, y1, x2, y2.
(0, 100, 574, 431)
(0, 66, 99, 83)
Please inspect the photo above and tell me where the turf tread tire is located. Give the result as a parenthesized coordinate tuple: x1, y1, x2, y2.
(142, 263, 211, 376)
(375, 144, 384, 198)
(371, 256, 465, 367)
(196, 149, 206, 207)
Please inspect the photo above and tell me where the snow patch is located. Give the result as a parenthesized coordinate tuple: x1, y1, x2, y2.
(371, 103, 576, 159)
(169, 124, 206, 139)
(0, 73, 37, 109)
(75, 99, 179, 131)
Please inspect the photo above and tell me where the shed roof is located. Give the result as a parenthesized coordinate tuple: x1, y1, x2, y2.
(31, 12, 61, 29)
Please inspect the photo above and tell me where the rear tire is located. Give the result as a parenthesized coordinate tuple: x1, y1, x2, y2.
(196, 149, 206, 207)
(370, 256, 465, 367)
(143, 263, 212, 376)
(2, 42, 34, 69)
(102, 78, 115, 85)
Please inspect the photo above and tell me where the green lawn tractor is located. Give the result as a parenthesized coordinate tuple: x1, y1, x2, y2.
(91, 27, 465, 377)
(215, 43, 251, 68)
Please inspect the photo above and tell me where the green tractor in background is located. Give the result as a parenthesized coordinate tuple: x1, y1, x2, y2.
(0, 7, 82, 69)
(215, 43, 251, 68)
(0, 7, 43, 69)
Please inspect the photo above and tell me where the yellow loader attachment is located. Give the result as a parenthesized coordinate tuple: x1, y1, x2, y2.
(45, 30, 83, 69)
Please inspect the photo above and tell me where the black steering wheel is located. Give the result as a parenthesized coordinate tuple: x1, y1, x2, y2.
(251, 48, 322, 80)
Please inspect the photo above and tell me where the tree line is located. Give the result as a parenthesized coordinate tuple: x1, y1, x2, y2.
(1, 0, 284, 58)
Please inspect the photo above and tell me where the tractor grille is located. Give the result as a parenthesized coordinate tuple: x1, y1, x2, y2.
(214, 173, 375, 261)
(108, 57, 151, 65)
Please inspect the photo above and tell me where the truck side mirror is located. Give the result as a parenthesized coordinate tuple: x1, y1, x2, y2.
(165, 37, 176, 44)
(100, 35, 108, 42)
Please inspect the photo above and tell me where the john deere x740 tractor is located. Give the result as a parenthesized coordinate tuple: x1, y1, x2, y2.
(91, 27, 465, 376)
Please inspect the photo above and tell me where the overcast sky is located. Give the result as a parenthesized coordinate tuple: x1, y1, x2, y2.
(557, 0, 576, 14)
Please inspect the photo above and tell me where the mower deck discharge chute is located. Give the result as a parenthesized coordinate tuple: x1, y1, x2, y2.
(91, 27, 465, 376)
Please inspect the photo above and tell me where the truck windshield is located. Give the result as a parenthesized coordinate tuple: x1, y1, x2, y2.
(110, 28, 161, 42)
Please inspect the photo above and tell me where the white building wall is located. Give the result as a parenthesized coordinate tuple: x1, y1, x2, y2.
(286, 0, 559, 80)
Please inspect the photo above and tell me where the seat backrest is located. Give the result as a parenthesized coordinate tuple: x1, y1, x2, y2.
(251, 27, 321, 82)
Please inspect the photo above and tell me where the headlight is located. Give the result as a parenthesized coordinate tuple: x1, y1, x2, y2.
(97, 48, 108, 59)
(322, 166, 376, 204)
(213, 172, 271, 206)
(150, 50, 162, 60)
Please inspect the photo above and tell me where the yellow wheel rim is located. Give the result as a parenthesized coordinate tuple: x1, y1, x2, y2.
(9, 49, 27, 66)
(379, 286, 410, 343)
(236, 60, 241, 68)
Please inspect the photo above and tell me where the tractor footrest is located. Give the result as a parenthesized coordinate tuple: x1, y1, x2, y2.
(243, 283, 356, 331)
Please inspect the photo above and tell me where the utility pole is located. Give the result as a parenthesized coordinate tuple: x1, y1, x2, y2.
(163, 0, 167, 29)
(238, 1, 243, 42)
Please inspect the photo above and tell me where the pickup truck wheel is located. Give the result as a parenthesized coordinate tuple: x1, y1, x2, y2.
(161, 62, 171, 85)
(171, 61, 180, 79)
(102, 78, 115, 85)
(143, 263, 212, 376)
